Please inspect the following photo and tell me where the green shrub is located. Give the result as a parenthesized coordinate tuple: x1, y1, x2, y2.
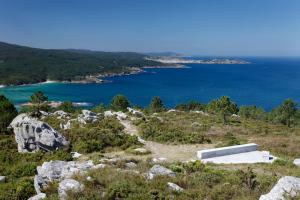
(110, 95, 130, 112)
(0, 95, 17, 133)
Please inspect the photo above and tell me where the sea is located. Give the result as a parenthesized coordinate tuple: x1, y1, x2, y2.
(1, 57, 300, 111)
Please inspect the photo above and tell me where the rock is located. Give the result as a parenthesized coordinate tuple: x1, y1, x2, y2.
(77, 110, 100, 124)
(232, 114, 240, 118)
(104, 110, 114, 117)
(86, 176, 92, 181)
(60, 120, 71, 130)
(71, 152, 82, 159)
(134, 148, 148, 154)
(166, 109, 177, 113)
(127, 107, 145, 118)
(92, 163, 106, 169)
(28, 193, 46, 200)
(147, 165, 176, 180)
(259, 176, 300, 200)
(9, 114, 69, 153)
(190, 110, 209, 116)
(58, 179, 84, 200)
(152, 157, 167, 163)
(34, 160, 94, 193)
(191, 122, 202, 128)
(293, 158, 300, 166)
(53, 110, 70, 119)
(167, 182, 183, 192)
(125, 162, 137, 168)
(115, 111, 127, 120)
(0, 176, 5, 183)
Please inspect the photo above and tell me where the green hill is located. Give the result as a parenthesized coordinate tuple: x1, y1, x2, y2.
(0, 42, 162, 85)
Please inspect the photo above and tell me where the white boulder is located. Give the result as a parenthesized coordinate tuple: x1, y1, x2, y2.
(167, 182, 183, 192)
(58, 179, 84, 200)
(28, 193, 46, 200)
(34, 160, 94, 193)
(259, 176, 300, 200)
(60, 120, 71, 130)
(9, 114, 69, 153)
(53, 110, 70, 119)
(0, 176, 5, 183)
(147, 165, 176, 180)
(77, 110, 100, 124)
(127, 107, 145, 118)
(293, 159, 300, 167)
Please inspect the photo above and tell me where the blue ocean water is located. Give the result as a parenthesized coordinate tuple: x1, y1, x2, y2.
(1, 57, 300, 111)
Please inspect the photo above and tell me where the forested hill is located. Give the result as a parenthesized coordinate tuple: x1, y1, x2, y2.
(0, 42, 162, 85)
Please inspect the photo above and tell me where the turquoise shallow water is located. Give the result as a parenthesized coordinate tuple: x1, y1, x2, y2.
(1, 57, 300, 111)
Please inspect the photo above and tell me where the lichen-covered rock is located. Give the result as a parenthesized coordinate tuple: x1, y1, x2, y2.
(34, 160, 94, 193)
(9, 114, 69, 153)
(58, 179, 84, 200)
(259, 176, 300, 200)
(28, 193, 46, 200)
(77, 110, 100, 124)
(147, 165, 176, 180)
(167, 182, 183, 192)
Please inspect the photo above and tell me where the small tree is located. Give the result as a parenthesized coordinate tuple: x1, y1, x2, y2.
(277, 99, 297, 127)
(148, 96, 165, 113)
(30, 91, 48, 116)
(0, 95, 17, 133)
(93, 103, 106, 113)
(58, 101, 75, 113)
(110, 95, 130, 112)
(215, 96, 238, 124)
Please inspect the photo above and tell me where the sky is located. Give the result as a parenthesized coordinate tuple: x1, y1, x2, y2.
(0, 0, 300, 56)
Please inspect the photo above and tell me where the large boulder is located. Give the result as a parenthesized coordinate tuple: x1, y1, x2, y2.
(77, 110, 100, 124)
(259, 176, 300, 200)
(58, 179, 84, 200)
(147, 165, 176, 180)
(9, 114, 69, 153)
(34, 160, 94, 193)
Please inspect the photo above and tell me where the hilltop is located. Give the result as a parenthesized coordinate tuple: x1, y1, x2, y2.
(0, 42, 163, 86)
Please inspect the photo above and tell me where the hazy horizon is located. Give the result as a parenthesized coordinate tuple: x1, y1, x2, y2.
(1, 0, 300, 57)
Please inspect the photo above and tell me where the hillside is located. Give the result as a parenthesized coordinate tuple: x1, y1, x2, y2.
(0, 42, 162, 85)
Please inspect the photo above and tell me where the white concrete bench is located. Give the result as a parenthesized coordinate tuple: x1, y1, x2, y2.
(197, 143, 258, 159)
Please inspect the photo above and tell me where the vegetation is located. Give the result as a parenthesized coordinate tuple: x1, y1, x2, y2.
(147, 96, 166, 113)
(29, 91, 49, 116)
(0, 95, 17, 132)
(57, 101, 76, 113)
(110, 95, 131, 112)
(0, 41, 163, 85)
(0, 93, 300, 199)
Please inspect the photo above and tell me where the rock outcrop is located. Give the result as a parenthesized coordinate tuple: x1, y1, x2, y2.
(147, 165, 176, 180)
(77, 110, 100, 124)
(9, 114, 69, 153)
(34, 160, 94, 193)
(58, 179, 84, 200)
(259, 176, 300, 200)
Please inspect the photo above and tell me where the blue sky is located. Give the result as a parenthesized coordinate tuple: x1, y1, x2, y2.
(0, 0, 299, 56)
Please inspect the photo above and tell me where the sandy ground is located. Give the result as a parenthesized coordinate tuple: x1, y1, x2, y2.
(118, 119, 215, 162)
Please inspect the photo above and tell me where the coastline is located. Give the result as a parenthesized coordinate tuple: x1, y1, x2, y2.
(0, 65, 184, 88)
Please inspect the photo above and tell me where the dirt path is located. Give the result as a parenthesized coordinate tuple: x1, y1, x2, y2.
(119, 119, 215, 162)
